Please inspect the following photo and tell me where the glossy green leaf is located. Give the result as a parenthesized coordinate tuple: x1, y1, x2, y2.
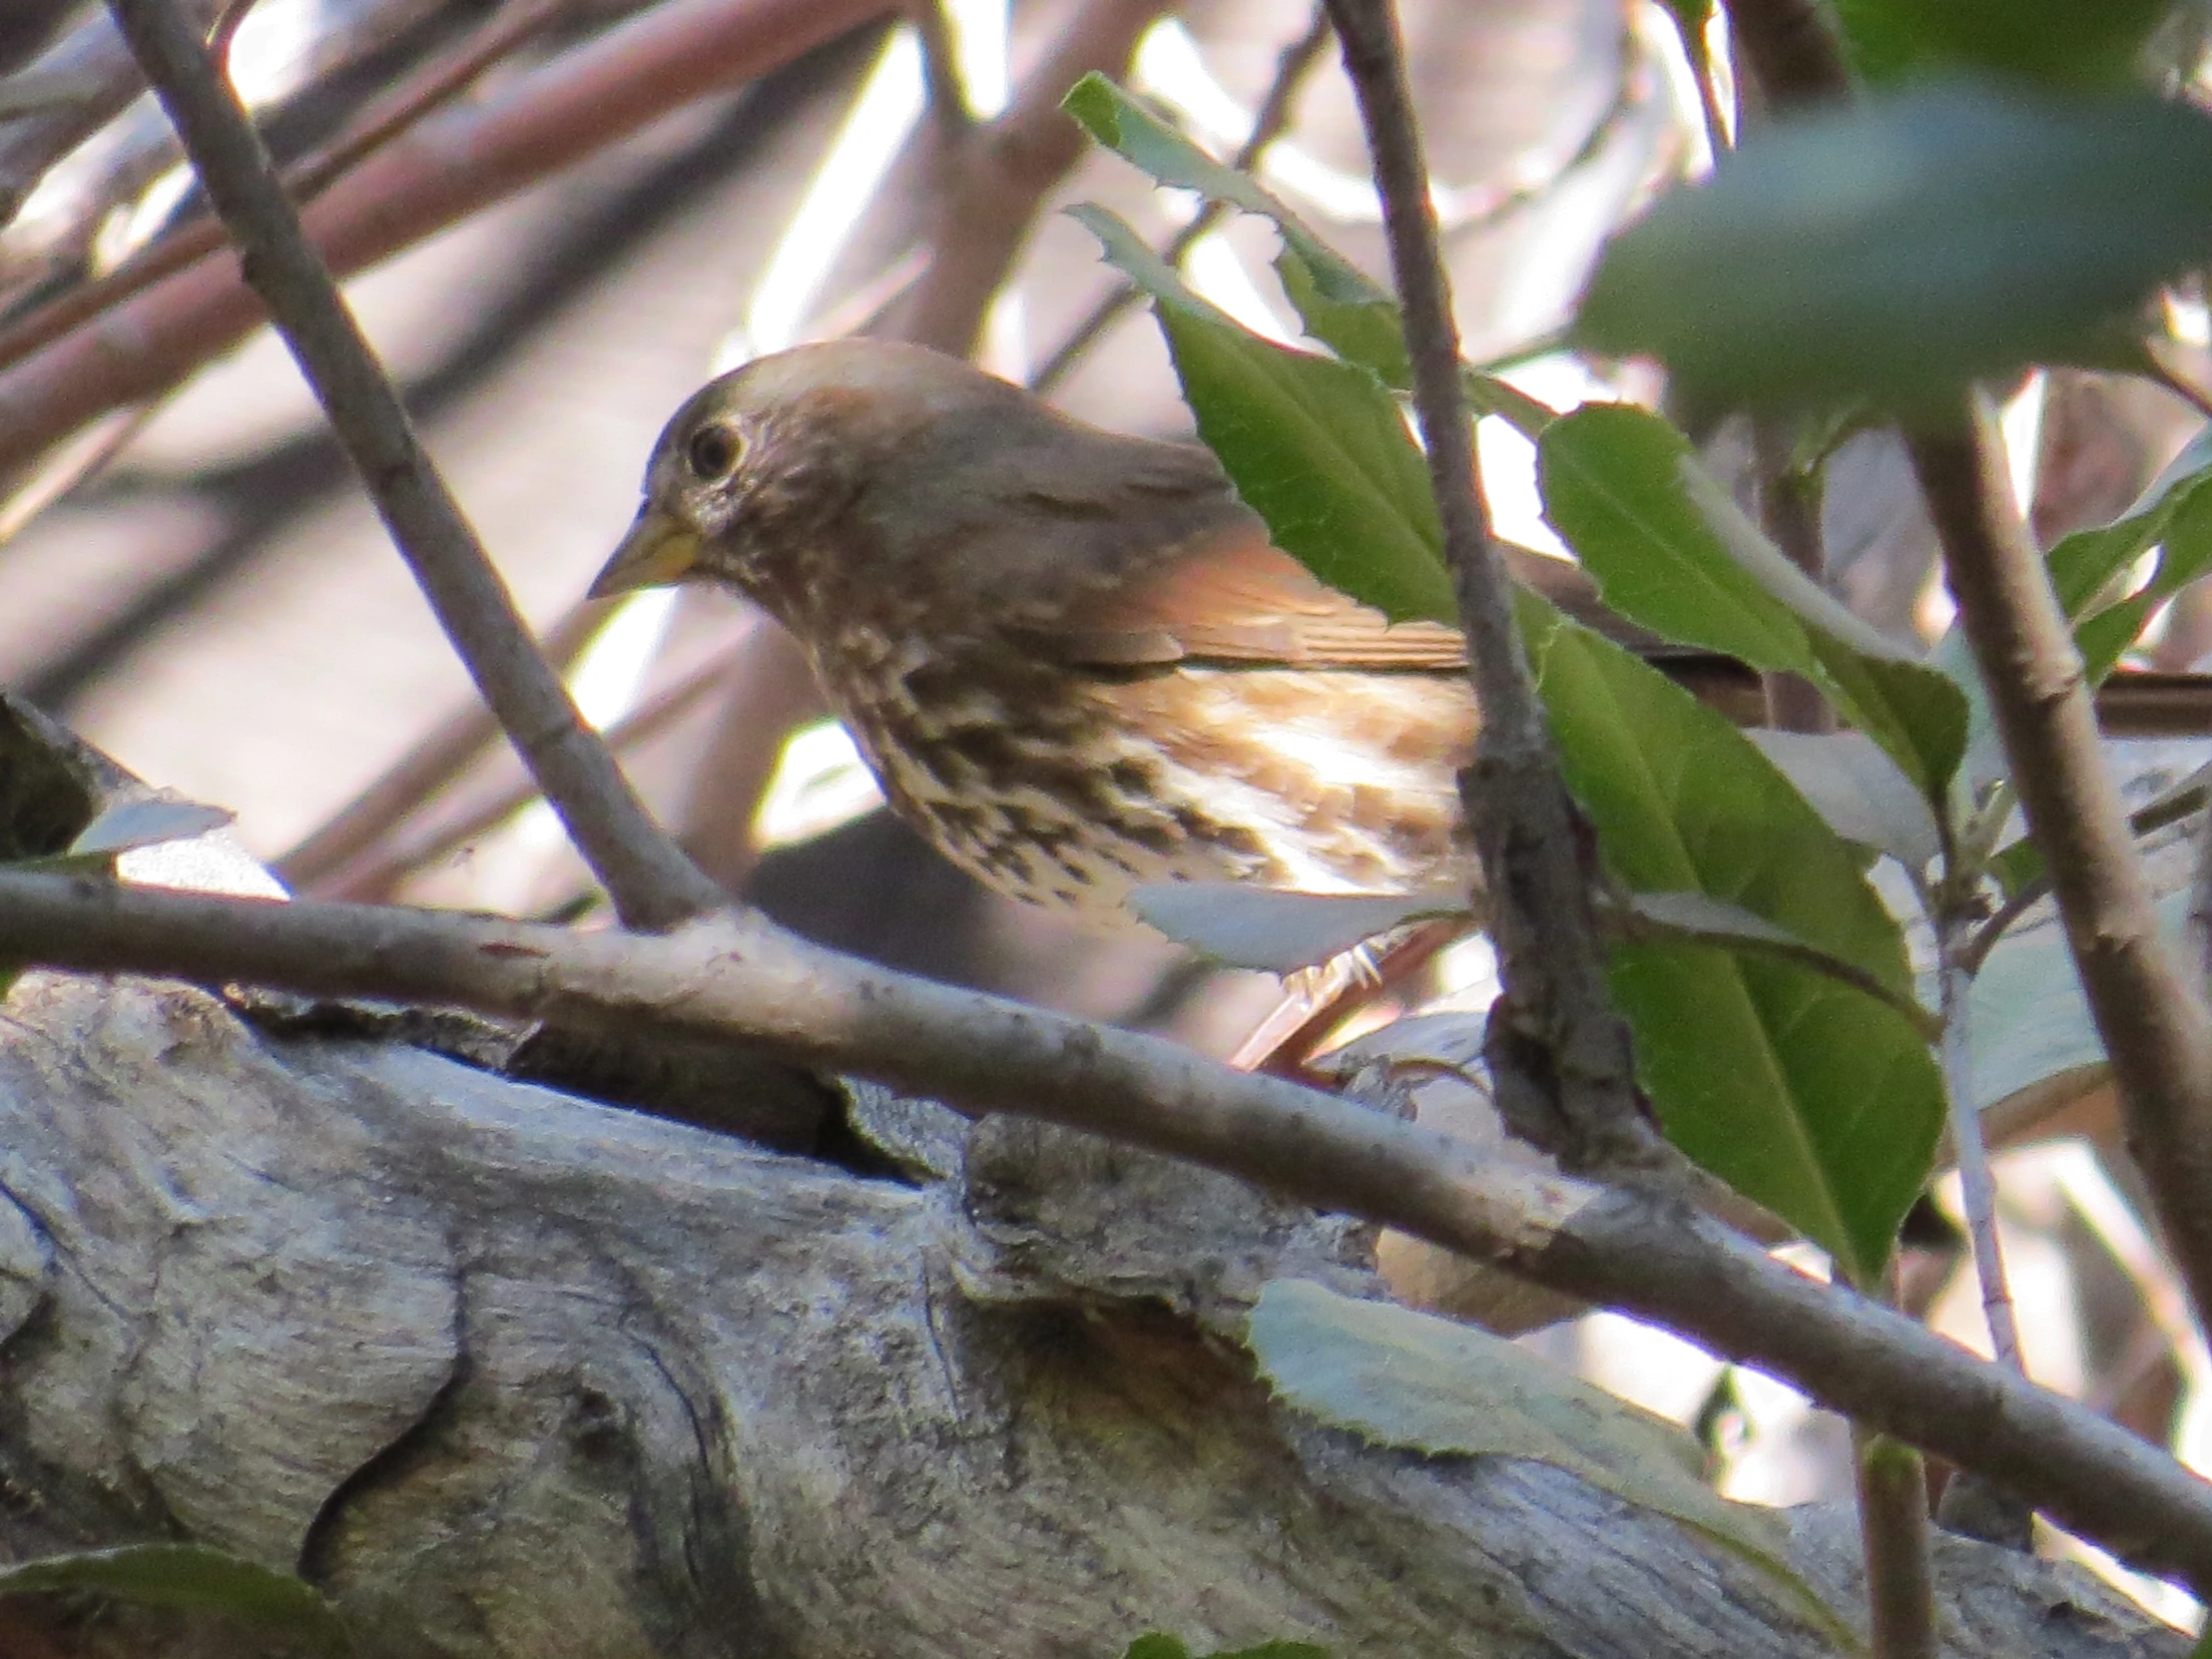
(0, 1544, 349, 1650)
(1070, 205, 1456, 623)
(1249, 1280, 1852, 1647)
(1939, 422, 2212, 790)
(1522, 595, 1941, 1282)
(1063, 76, 1405, 372)
(1063, 73, 1550, 438)
(1577, 83, 2212, 411)
(1956, 887, 2191, 1121)
(1537, 405, 1966, 800)
(1617, 891, 1941, 1040)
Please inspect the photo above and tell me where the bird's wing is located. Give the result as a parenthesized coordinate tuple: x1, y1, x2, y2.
(1039, 516, 1471, 670)
(954, 419, 1652, 669)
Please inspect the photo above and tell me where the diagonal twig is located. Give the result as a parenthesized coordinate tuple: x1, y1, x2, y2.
(1322, 0, 1648, 1174)
(1912, 412, 2212, 1334)
(107, 0, 724, 930)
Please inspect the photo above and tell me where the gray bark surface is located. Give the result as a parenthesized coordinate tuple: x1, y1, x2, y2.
(0, 970, 2184, 1658)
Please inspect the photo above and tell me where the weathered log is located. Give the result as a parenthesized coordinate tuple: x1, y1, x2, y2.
(0, 970, 2182, 1657)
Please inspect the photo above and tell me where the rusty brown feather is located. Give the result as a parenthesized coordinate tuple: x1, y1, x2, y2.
(593, 338, 1486, 924)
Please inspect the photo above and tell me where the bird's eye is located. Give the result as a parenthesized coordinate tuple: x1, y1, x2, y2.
(685, 423, 742, 480)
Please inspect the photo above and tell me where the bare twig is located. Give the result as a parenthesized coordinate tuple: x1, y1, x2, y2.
(0, 0, 569, 386)
(1914, 412, 2212, 1333)
(1666, 1, 1734, 161)
(889, 0, 1165, 357)
(1028, 3, 1333, 394)
(108, 0, 724, 930)
(1323, 0, 1647, 1173)
(670, 623, 826, 893)
(1937, 951, 2024, 1372)
(907, 0, 976, 139)
(0, 869, 2206, 1585)
(0, 0, 893, 478)
(0, 402, 154, 546)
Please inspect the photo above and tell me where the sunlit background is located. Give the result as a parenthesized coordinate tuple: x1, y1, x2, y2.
(2, 0, 2208, 1629)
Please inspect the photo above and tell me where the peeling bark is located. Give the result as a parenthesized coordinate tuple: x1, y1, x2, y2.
(0, 972, 2181, 1657)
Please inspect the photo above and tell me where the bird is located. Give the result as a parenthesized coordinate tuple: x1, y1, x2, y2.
(589, 337, 1491, 928)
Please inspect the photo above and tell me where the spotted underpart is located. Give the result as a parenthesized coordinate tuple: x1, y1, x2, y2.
(818, 624, 1473, 922)
(618, 338, 1483, 930)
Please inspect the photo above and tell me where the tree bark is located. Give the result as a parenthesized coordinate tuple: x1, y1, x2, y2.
(0, 970, 2182, 1658)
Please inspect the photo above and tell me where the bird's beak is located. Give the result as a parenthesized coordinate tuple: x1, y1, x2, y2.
(589, 506, 702, 599)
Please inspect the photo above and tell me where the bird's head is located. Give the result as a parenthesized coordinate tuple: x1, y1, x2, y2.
(589, 339, 1049, 624)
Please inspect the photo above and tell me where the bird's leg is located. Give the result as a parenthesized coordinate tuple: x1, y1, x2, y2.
(1229, 918, 1462, 1079)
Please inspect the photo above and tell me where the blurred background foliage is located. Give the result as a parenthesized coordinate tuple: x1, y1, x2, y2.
(5, 0, 2212, 1628)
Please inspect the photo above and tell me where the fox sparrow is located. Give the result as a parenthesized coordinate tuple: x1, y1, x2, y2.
(591, 338, 1485, 924)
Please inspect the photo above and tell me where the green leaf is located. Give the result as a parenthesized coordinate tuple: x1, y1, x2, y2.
(1129, 884, 1466, 972)
(1521, 595, 1942, 1282)
(1615, 891, 1942, 1041)
(1536, 405, 1966, 801)
(2048, 424, 2212, 614)
(1833, 0, 2170, 90)
(1062, 76, 1406, 374)
(1248, 1280, 1853, 1648)
(1070, 205, 1455, 622)
(0, 1544, 349, 1650)
(1063, 72, 1555, 441)
(1577, 82, 2212, 412)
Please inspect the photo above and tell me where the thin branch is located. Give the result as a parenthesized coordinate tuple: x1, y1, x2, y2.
(1911, 411, 2212, 1338)
(1322, 0, 1648, 1173)
(1670, 3, 1734, 162)
(0, 871, 2207, 1585)
(1028, 3, 1333, 394)
(907, 0, 976, 139)
(1938, 950, 2024, 1372)
(107, 0, 725, 930)
(0, 402, 153, 545)
(2198, 786, 2212, 999)
(0, 0, 894, 479)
